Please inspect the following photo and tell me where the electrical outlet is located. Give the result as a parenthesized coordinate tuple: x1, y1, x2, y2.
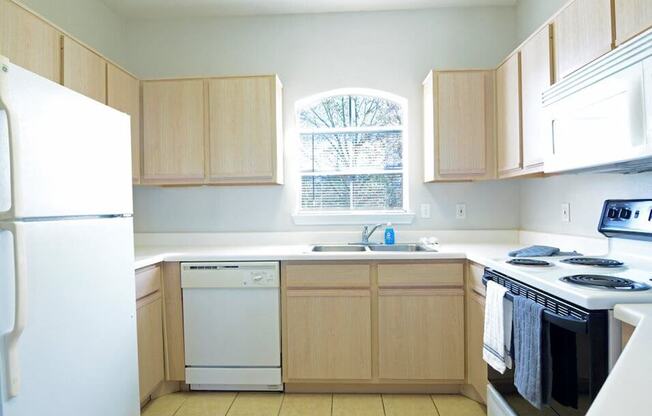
(456, 203, 467, 220)
(561, 203, 571, 222)
(420, 203, 431, 219)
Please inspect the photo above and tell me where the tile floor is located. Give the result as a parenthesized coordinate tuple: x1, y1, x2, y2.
(141, 392, 487, 416)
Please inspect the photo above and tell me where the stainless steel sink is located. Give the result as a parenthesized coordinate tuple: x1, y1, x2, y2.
(311, 245, 368, 252)
(368, 244, 432, 252)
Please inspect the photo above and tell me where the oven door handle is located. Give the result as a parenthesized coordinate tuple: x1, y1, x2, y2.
(482, 277, 589, 333)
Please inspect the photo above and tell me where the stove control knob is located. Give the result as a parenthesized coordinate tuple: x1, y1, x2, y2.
(619, 208, 632, 220)
(607, 208, 619, 219)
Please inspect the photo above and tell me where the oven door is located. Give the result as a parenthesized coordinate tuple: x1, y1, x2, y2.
(487, 322, 596, 416)
(484, 269, 609, 416)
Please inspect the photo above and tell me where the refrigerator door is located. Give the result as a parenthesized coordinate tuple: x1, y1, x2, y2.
(0, 217, 139, 416)
(0, 56, 133, 220)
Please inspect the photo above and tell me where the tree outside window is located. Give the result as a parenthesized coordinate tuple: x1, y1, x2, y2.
(297, 90, 407, 213)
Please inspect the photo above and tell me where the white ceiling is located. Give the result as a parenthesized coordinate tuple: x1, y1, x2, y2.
(102, 0, 517, 19)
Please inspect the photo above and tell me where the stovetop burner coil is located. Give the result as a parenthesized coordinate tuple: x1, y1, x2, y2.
(560, 257, 625, 267)
(560, 274, 650, 291)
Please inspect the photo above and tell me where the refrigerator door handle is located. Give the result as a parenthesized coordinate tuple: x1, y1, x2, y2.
(0, 222, 27, 397)
(0, 56, 15, 216)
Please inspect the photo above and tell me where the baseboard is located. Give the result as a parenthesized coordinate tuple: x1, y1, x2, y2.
(284, 383, 462, 394)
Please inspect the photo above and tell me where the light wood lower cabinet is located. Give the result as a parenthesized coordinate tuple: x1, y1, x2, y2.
(136, 293, 165, 402)
(378, 288, 464, 380)
(285, 289, 372, 380)
(135, 265, 165, 402)
(0, 0, 61, 82)
(466, 291, 487, 403)
(621, 321, 635, 349)
(282, 261, 465, 387)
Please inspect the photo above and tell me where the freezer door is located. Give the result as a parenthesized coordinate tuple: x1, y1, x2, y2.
(0, 217, 139, 416)
(0, 56, 133, 219)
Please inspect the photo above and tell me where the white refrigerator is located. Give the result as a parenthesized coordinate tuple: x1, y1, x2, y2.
(0, 56, 140, 415)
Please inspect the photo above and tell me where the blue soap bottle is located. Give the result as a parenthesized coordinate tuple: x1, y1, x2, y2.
(384, 222, 395, 245)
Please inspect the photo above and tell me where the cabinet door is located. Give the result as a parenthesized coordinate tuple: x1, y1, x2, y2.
(0, 0, 61, 82)
(107, 64, 141, 184)
(496, 53, 522, 177)
(62, 36, 106, 103)
(207, 76, 282, 184)
(467, 291, 487, 403)
(555, 0, 613, 79)
(285, 289, 372, 380)
(378, 288, 464, 380)
(142, 79, 205, 184)
(436, 71, 495, 180)
(521, 25, 553, 173)
(615, 0, 652, 46)
(137, 295, 165, 402)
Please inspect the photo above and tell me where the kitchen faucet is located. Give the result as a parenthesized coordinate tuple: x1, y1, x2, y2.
(361, 224, 384, 245)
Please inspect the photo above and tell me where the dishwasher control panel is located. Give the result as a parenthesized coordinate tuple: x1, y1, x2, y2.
(180, 262, 280, 289)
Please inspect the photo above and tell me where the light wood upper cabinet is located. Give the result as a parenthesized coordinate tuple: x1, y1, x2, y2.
(285, 289, 372, 380)
(423, 70, 496, 181)
(614, 0, 652, 46)
(378, 288, 465, 380)
(107, 64, 141, 184)
(142, 79, 206, 184)
(496, 53, 523, 177)
(62, 36, 107, 103)
(0, 0, 61, 82)
(207, 76, 283, 184)
(520, 25, 553, 174)
(554, 0, 613, 80)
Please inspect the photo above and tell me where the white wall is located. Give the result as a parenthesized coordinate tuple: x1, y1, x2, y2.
(18, 0, 128, 65)
(127, 7, 522, 232)
(514, 0, 567, 42)
(520, 173, 652, 237)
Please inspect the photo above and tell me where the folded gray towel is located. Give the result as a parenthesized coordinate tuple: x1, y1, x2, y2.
(513, 296, 551, 409)
(509, 245, 581, 258)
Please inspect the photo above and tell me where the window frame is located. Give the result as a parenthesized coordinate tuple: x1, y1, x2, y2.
(292, 88, 414, 225)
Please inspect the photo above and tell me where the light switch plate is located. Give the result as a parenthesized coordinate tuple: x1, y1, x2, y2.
(561, 203, 571, 222)
(456, 203, 467, 220)
(420, 203, 431, 219)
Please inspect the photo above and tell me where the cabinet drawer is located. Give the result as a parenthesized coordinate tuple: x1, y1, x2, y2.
(135, 265, 161, 300)
(467, 262, 486, 297)
(378, 263, 463, 288)
(285, 264, 370, 288)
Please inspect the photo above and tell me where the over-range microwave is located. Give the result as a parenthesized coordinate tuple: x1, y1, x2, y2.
(543, 28, 652, 174)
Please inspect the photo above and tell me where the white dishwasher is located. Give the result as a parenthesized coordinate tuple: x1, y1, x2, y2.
(181, 262, 282, 391)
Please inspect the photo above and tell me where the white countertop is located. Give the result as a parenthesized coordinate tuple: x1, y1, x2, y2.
(587, 303, 652, 416)
(133, 243, 520, 270)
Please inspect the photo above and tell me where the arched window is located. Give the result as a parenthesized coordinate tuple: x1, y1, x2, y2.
(296, 89, 407, 215)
